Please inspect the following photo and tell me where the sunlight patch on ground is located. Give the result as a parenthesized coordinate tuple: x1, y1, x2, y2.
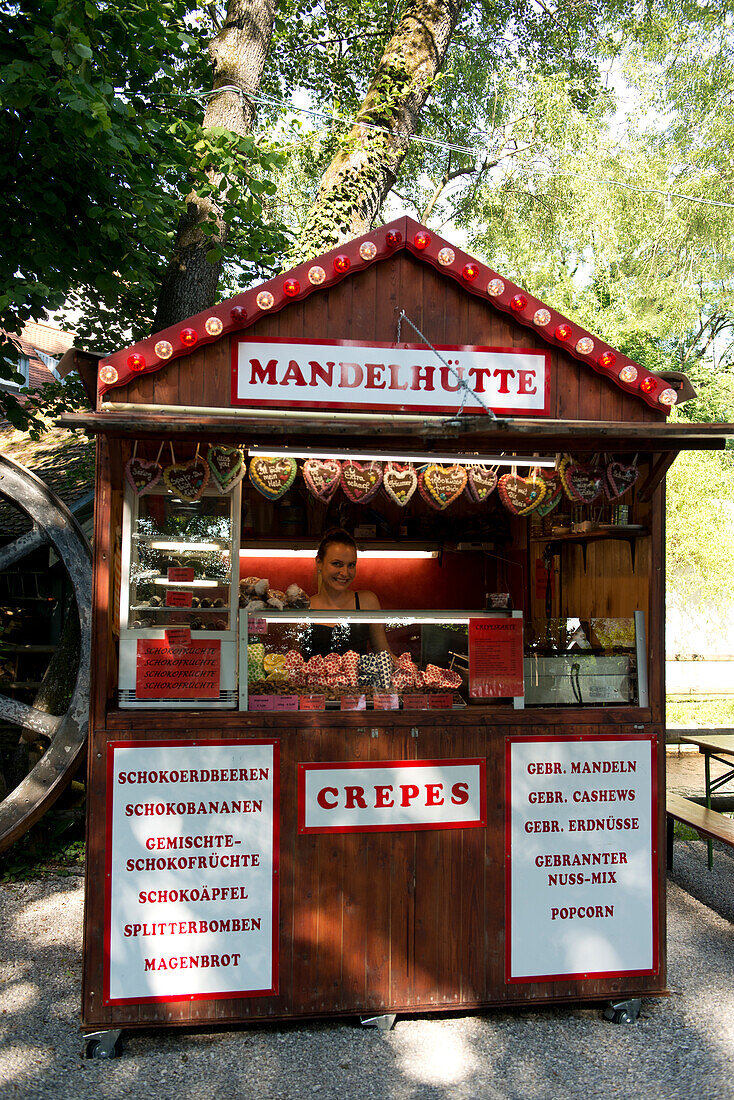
(11, 888, 83, 946)
(391, 1021, 480, 1085)
(0, 979, 38, 1014)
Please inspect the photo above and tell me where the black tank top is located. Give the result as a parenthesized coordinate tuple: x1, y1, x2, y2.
(303, 592, 373, 657)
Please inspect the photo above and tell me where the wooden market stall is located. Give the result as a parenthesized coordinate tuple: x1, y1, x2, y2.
(64, 216, 732, 1041)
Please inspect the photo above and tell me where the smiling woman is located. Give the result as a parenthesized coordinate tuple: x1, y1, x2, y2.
(306, 528, 390, 657)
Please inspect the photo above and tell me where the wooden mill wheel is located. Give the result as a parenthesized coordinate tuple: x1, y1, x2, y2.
(0, 452, 91, 853)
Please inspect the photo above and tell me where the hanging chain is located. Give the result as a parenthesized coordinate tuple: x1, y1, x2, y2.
(396, 310, 497, 422)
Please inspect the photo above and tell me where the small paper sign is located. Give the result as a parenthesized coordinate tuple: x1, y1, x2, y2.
(249, 695, 275, 711)
(167, 567, 195, 583)
(166, 590, 193, 608)
(248, 619, 267, 635)
(340, 694, 367, 711)
(300, 694, 326, 711)
(403, 694, 429, 710)
(428, 693, 453, 709)
(136, 639, 220, 699)
(164, 627, 191, 647)
(469, 617, 524, 698)
(373, 692, 399, 710)
(274, 695, 299, 711)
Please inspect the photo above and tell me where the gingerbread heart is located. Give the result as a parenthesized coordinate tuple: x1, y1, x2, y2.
(536, 469, 562, 517)
(465, 465, 497, 503)
(163, 457, 210, 502)
(604, 459, 638, 500)
(249, 456, 297, 500)
(125, 457, 161, 496)
(383, 462, 417, 507)
(562, 459, 604, 504)
(341, 461, 383, 503)
(207, 445, 245, 491)
(498, 473, 548, 515)
(419, 464, 467, 510)
(303, 458, 341, 502)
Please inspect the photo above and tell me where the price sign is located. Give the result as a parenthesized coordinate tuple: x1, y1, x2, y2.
(469, 617, 524, 698)
(167, 567, 195, 583)
(166, 590, 193, 608)
(300, 695, 326, 711)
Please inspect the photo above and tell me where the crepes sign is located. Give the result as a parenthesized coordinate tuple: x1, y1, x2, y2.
(232, 337, 550, 416)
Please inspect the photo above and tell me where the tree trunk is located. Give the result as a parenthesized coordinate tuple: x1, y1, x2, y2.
(152, 0, 276, 331)
(293, 0, 465, 262)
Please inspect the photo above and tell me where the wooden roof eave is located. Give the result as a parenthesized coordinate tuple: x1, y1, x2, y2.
(57, 408, 734, 455)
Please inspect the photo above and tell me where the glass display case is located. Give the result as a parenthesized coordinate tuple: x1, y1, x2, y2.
(118, 484, 241, 708)
(523, 611, 648, 707)
(239, 610, 521, 711)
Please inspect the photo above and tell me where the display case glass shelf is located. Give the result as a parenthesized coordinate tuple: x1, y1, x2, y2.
(239, 610, 520, 712)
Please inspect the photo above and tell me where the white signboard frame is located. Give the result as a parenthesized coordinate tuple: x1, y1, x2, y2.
(506, 734, 658, 982)
(104, 739, 279, 1005)
(298, 758, 486, 833)
(232, 337, 550, 416)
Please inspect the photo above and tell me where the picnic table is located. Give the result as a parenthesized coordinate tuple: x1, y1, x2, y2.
(675, 733, 734, 869)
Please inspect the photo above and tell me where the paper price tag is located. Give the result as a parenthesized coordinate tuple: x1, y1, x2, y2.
(166, 590, 193, 608)
(167, 567, 195, 583)
(300, 695, 326, 711)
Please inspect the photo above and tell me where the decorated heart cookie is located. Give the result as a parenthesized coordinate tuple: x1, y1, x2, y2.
(303, 458, 341, 502)
(604, 459, 639, 500)
(207, 445, 245, 491)
(341, 460, 383, 503)
(536, 469, 562, 517)
(163, 457, 210, 501)
(498, 472, 548, 515)
(561, 458, 604, 504)
(383, 462, 418, 507)
(125, 457, 161, 496)
(418, 464, 467, 510)
(248, 455, 297, 500)
(465, 464, 497, 503)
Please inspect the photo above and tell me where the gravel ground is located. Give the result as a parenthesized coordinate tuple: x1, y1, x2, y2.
(0, 750, 731, 1100)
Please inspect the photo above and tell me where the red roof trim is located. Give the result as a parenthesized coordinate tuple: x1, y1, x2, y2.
(97, 215, 670, 413)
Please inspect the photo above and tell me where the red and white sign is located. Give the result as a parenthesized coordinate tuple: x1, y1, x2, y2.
(167, 567, 195, 583)
(166, 590, 193, 608)
(104, 740, 279, 1004)
(136, 639, 221, 699)
(232, 337, 550, 416)
(506, 734, 658, 982)
(298, 758, 486, 833)
(469, 617, 524, 698)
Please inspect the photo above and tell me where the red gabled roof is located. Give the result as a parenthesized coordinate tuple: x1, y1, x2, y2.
(97, 216, 675, 413)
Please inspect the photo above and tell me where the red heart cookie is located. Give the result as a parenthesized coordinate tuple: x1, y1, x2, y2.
(562, 460, 604, 504)
(536, 469, 562, 516)
(418, 464, 467, 510)
(465, 465, 497, 503)
(383, 462, 417, 507)
(207, 445, 245, 491)
(341, 461, 383, 503)
(303, 458, 341, 502)
(163, 458, 210, 502)
(604, 459, 638, 500)
(498, 473, 548, 515)
(248, 456, 297, 500)
(125, 457, 161, 496)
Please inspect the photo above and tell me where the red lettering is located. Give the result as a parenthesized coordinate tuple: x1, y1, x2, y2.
(451, 781, 469, 805)
(388, 364, 408, 390)
(425, 783, 444, 806)
(317, 786, 338, 810)
(344, 785, 367, 809)
(492, 367, 515, 393)
(249, 358, 277, 385)
(365, 363, 386, 389)
(280, 360, 307, 386)
(339, 361, 363, 388)
(439, 365, 463, 392)
(517, 369, 537, 395)
(400, 783, 420, 806)
(468, 366, 493, 393)
(309, 360, 334, 386)
(374, 784, 394, 808)
(411, 364, 435, 391)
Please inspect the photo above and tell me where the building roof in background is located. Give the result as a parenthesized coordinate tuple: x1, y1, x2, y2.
(0, 426, 95, 538)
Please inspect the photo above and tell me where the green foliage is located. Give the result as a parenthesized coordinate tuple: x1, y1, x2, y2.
(0, 0, 286, 425)
(666, 447, 734, 604)
(0, 802, 85, 881)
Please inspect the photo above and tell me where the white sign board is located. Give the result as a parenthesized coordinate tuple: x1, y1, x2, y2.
(507, 735, 657, 981)
(232, 338, 550, 416)
(298, 758, 486, 833)
(105, 740, 278, 1004)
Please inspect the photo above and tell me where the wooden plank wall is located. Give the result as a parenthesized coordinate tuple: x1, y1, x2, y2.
(83, 721, 665, 1028)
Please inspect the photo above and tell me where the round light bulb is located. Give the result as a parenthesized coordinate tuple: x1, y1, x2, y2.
(154, 340, 173, 360)
(256, 291, 274, 310)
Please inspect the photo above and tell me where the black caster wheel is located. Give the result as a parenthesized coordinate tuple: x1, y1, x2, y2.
(85, 1034, 123, 1059)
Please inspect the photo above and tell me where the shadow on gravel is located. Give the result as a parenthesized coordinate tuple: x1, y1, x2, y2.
(669, 838, 734, 924)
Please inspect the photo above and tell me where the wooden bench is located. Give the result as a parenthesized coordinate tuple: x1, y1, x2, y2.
(666, 792, 734, 869)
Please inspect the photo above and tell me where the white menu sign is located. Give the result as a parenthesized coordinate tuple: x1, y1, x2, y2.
(105, 740, 278, 1004)
(507, 735, 657, 981)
